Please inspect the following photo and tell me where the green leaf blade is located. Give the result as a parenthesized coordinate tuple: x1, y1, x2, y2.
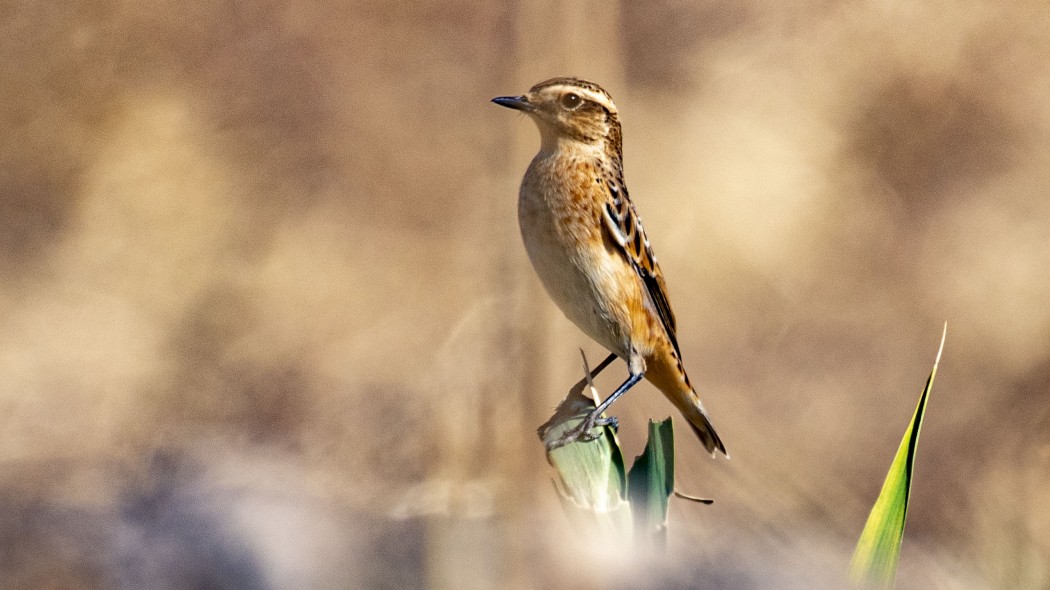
(849, 324, 946, 588)
(627, 418, 675, 549)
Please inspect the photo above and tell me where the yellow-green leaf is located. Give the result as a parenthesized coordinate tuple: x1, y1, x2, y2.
(849, 323, 946, 588)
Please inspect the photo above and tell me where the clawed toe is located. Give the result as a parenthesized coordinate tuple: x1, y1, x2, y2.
(578, 427, 603, 442)
(545, 414, 617, 450)
(546, 424, 591, 450)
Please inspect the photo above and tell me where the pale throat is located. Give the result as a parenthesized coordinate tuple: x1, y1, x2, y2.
(536, 126, 610, 160)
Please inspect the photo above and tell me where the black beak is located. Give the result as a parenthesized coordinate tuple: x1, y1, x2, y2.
(492, 95, 535, 112)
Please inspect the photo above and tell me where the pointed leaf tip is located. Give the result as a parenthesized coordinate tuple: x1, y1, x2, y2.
(849, 328, 945, 588)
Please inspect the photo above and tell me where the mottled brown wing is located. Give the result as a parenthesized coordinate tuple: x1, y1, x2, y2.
(599, 175, 682, 359)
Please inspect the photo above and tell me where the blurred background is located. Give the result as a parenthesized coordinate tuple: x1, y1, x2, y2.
(2, 1, 1048, 588)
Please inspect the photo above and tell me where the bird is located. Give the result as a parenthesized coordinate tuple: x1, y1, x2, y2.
(492, 77, 727, 457)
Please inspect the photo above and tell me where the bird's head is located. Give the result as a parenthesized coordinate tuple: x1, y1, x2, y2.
(493, 77, 621, 152)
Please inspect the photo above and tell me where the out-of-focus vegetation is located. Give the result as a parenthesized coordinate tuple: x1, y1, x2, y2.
(1, 2, 1049, 588)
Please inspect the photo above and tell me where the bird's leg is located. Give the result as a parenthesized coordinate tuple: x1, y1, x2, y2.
(548, 370, 644, 450)
(587, 371, 642, 429)
(588, 352, 618, 381)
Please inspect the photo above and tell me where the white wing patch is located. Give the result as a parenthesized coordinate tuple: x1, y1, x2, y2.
(602, 200, 628, 248)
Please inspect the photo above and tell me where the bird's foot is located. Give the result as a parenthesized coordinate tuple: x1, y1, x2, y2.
(545, 412, 618, 451)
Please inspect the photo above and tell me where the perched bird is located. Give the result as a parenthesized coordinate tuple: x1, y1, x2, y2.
(492, 77, 727, 457)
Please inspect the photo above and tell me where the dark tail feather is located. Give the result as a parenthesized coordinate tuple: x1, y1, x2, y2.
(682, 399, 728, 458)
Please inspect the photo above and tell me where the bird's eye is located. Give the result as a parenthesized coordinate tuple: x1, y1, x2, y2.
(560, 93, 582, 110)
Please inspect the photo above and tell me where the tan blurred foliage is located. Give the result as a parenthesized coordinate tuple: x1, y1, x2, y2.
(1, 1, 1048, 588)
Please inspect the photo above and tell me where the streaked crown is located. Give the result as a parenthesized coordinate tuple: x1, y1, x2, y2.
(492, 77, 621, 149)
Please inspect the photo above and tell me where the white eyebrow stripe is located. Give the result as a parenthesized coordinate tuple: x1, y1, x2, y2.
(544, 85, 617, 113)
